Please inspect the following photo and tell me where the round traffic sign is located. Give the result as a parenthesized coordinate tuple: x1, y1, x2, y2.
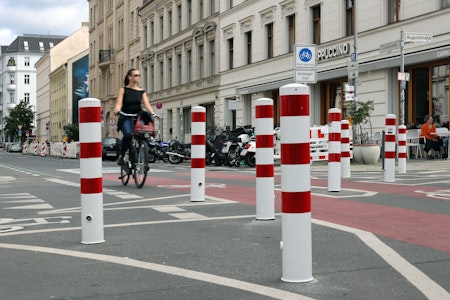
(156, 102, 163, 109)
(108, 118, 116, 126)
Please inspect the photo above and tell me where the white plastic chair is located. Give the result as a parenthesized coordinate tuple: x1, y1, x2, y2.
(406, 129, 422, 159)
(371, 131, 382, 144)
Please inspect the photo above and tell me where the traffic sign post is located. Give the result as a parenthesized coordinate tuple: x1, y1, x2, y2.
(294, 44, 317, 84)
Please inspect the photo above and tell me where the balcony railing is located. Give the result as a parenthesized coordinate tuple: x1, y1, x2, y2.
(99, 49, 115, 66)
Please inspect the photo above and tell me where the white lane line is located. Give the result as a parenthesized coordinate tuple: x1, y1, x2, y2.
(0, 243, 312, 300)
(313, 219, 450, 300)
(169, 212, 207, 219)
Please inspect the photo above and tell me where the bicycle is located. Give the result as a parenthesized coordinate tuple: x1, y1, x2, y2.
(118, 111, 155, 188)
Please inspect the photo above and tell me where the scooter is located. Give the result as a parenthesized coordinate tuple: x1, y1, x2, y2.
(240, 136, 256, 167)
(222, 125, 253, 167)
(206, 133, 228, 166)
(147, 138, 170, 163)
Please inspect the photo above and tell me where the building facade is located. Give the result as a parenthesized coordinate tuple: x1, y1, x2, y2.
(0, 34, 66, 144)
(87, 0, 450, 143)
(35, 22, 89, 142)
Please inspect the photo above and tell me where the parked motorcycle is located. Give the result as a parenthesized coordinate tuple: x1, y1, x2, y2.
(240, 136, 256, 167)
(165, 140, 191, 164)
(206, 132, 228, 166)
(222, 125, 253, 167)
(147, 138, 170, 163)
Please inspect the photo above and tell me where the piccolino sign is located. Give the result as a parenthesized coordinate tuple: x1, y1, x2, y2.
(317, 43, 351, 61)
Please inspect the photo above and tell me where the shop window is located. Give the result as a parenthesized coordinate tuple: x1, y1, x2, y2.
(432, 65, 449, 127)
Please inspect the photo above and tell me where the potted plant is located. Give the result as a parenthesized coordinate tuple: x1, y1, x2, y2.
(347, 100, 380, 164)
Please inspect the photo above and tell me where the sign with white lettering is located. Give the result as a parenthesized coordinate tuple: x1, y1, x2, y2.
(404, 32, 432, 43)
(294, 70, 316, 83)
(294, 45, 317, 68)
(380, 41, 401, 54)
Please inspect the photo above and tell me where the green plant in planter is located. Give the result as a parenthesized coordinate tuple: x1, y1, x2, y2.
(347, 100, 375, 144)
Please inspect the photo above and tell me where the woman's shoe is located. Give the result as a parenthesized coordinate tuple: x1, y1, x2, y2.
(442, 154, 448, 159)
(427, 155, 434, 160)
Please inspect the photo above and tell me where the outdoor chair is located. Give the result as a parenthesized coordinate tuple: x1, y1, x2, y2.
(406, 129, 422, 159)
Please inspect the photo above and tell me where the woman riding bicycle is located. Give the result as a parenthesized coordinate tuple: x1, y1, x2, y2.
(114, 68, 156, 165)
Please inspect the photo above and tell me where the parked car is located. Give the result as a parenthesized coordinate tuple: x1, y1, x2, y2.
(102, 137, 121, 160)
(8, 142, 23, 152)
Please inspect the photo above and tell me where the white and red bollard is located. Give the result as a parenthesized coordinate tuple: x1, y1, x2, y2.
(255, 98, 275, 220)
(384, 114, 397, 182)
(341, 120, 351, 178)
(22, 142, 28, 154)
(79, 98, 104, 244)
(40, 141, 47, 157)
(62, 141, 68, 157)
(279, 83, 313, 283)
(328, 108, 341, 192)
(397, 125, 407, 173)
(33, 142, 38, 155)
(190, 106, 206, 202)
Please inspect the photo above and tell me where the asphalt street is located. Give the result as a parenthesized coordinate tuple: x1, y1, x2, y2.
(0, 150, 449, 300)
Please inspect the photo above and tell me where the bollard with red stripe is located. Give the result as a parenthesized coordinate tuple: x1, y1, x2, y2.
(328, 108, 341, 191)
(397, 125, 407, 173)
(279, 83, 313, 283)
(79, 98, 104, 244)
(384, 114, 397, 182)
(341, 120, 351, 178)
(62, 141, 68, 157)
(40, 141, 46, 157)
(255, 98, 274, 220)
(190, 106, 206, 202)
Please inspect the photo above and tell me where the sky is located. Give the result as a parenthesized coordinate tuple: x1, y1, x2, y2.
(0, 0, 89, 46)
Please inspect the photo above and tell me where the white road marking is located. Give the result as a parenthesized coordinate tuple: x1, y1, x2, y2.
(313, 219, 450, 300)
(0, 242, 313, 300)
(5, 203, 54, 210)
(169, 212, 207, 219)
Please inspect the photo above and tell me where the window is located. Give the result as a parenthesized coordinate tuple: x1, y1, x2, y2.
(187, 0, 192, 26)
(177, 54, 182, 85)
(159, 61, 164, 90)
(346, 0, 354, 36)
(227, 0, 233, 9)
(266, 23, 274, 59)
(9, 92, 15, 103)
(160, 15, 164, 41)
(177, 5, 182, 31)
(24, 41, 29, 52)
(24, 93, 30, 104)
(24, 74, 30, 84)
(118, 19, 124, 47)
(245, 31, 252, 64)
(388, 0, 400, 24)
(9, 74, 15, 84)
(227, 38, 234, 70)
(210, 0, 215, 15)
(39, 42, 44, 52)
(209, 40, 215, 75)
(198, 44, 204, 79)
(312, 5, 321, 44)
(168, 10, 172, 36)
(187, 49, 192, 82)
(150, 64, 155, 92)
(168, 57, 173, 88)
(442, 0, 450, 8)
(150, 21, 154, 46)
(24, 57, 30, 67)
(287, 15, 295, 53)
(199, 0, 204, 20)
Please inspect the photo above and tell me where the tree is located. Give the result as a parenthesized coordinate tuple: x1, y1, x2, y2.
(3, 101, 34, 143)
(64, 123, 79, 141)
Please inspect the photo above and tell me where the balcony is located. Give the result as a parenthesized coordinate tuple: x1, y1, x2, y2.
(6, 83, 16, 91)
(98, 49, 115, 69)
(7, 103, 16, 110)
(6, 65, 16, 73)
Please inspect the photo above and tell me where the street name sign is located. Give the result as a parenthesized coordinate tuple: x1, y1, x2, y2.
(404, 32, 433, 43)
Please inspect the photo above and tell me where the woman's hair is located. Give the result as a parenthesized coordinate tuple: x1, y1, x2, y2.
(424, 114, 431, 123)
(124, 68, 138, 86)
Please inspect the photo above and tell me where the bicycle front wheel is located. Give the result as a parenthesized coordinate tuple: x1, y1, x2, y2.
(133, 139, 149, 188)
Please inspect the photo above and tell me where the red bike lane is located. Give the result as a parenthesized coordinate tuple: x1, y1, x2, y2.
(103, 172, 450, 254)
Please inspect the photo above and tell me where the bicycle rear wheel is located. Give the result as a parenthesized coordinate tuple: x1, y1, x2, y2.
(133, 139, 149, 188)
